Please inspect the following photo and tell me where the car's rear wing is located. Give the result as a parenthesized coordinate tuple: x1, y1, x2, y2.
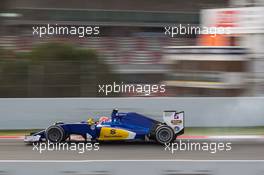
(163, 111, 184, 134)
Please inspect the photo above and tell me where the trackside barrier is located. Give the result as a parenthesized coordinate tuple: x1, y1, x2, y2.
(0, 97, 264, 129)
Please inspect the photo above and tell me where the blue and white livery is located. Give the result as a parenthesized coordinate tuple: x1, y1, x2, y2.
(24, 109, 184, 144)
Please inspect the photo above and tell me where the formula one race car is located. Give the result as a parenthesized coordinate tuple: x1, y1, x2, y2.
(24, 109, 184, 144)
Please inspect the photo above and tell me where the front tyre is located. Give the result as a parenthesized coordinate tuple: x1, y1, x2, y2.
(45, 125, 65, 143)
(155, 125, 175, 144)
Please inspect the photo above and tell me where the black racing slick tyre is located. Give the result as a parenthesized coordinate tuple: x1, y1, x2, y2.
(45, 125, 65, 143)
(155, 125, 175, 144)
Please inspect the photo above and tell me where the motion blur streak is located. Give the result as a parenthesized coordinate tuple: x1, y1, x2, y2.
(0, 0, 264, 97)
(0, 161, 264, 175)
(0, 140, 263, 160)
(0, 0, 264, 174)
(0, 97, 264, 129)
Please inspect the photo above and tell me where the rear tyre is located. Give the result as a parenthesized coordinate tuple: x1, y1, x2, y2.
(45, 125, 65, 143)
(155, 125, 175, 144)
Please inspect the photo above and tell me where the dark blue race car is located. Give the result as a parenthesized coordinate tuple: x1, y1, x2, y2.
(24, 109, 184, 144)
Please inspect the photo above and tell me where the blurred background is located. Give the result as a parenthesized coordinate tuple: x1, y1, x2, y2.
(0, 0, 263, 97)
(0, 2, 264, 174)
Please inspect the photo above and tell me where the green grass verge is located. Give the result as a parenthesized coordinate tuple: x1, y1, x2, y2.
(184, 126, 264, 136)
(0, 129, 42, 136)
(0, 127, 264, 136)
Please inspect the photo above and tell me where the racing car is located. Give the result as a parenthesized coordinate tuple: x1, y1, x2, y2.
(24, 109, 184, 144)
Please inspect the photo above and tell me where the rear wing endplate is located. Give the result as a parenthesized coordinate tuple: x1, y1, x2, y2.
(163, 111, 184, 134)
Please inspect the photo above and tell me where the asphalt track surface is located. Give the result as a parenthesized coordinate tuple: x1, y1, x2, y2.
(0, 139, 263, 160)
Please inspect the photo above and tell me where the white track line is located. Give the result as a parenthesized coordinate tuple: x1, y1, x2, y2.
(0, 159, 264, 163)
(1, 135, 264, 140)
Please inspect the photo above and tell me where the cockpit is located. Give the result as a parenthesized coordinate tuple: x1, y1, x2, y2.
(87, 109, 119, 125)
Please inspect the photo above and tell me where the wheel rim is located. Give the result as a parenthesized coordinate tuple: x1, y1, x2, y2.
(48, 128, 62, 142)
(158, 128, 172, 143)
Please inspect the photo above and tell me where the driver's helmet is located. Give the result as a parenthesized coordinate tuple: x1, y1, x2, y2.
(112, 108, 118, 117)
(99, 116, 110, 123)
(87, 118, 95, 125)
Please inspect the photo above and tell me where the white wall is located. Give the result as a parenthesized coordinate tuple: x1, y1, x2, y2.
(0, 97, 264, 129)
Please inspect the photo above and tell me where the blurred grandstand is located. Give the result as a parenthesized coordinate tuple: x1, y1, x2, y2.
(0, 0, 263, 97)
